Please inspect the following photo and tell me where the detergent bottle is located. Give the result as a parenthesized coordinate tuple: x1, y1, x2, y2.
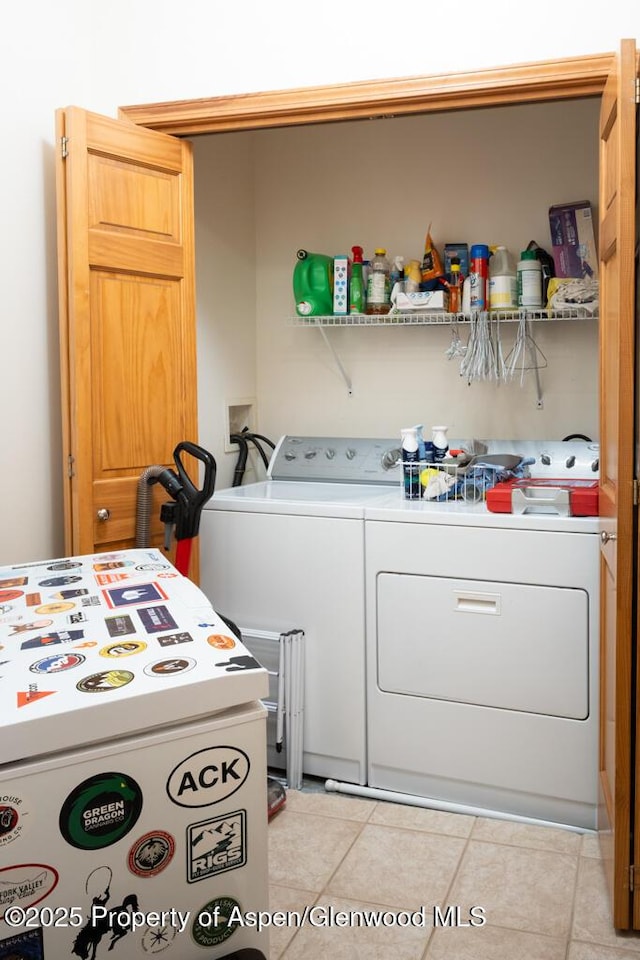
(349, 245, 366, 314)
(293, 249, 334, 317)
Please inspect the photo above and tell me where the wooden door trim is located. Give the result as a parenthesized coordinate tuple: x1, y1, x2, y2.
(118, 52, 614, 135)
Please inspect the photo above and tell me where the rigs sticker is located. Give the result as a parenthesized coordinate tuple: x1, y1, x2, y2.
(166, 747, 250, 809)
(59, 773, 143, 850)
(187, 810, 246, 883)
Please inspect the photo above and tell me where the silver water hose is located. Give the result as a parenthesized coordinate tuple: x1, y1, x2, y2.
(135, 465, 167, 547)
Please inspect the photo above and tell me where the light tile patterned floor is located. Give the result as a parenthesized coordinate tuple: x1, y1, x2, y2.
(267, 786, 640, 960)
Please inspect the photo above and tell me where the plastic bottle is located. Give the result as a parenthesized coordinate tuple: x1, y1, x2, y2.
(404, 259, 422, 293)
(401, 426, 421, 499)
(488, 246, 517, 310)
(448, 258, 462, 313)
(469, 244, 490, 312)
(517, 250, 543, 309)
(349, 245, 366, 315)
(366, 248, 391, 315)
(432, 426, 449, 462)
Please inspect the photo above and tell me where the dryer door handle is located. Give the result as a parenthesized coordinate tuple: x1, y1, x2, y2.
(454, 591, 501, 616)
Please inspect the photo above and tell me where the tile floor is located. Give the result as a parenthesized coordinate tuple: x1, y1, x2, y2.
(266, 784, 640, 960)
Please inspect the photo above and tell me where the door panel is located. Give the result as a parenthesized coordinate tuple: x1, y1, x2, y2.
(598, 38, 637, 930)
(56, 107, 198, 576)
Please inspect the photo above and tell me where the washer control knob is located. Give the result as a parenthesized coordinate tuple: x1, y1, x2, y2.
(541, 454, 551, 466)
(382, 448, 400, 469)
(285, 451, 297, 461)
(565, 455, 576, 468)
(305, 450, 317, 459)
(591, 459, 599, 472)
(325, 449, 336, 459)
(345, 448, 356, 460)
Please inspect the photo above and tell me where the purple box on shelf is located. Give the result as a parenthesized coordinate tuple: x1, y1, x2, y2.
(548, 201, 598, 280)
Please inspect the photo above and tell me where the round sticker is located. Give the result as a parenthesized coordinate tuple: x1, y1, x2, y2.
(47, 561, 82, 571)
(141, 925, 177, 954)
(136, 563, 170, 572)
(38, 576, 82, 587)
(144, 658, 196, 678)
(76, 670, 134, 693)
(0, 795, 28, 847)
(99, 641, 147, 658)
(30, 653, 86, 674)
(207, 635, 236, 650)
(59, 772, 143, 849)
(192, 896, 240, 948)
(0, 590, 23, 603)
(35, 602, 75, 615)
(128, 830, 175, 878)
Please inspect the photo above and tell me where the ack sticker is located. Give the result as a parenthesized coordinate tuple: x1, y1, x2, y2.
(127, 830, 175, 878)
(0, 864, 59, 921)
(59, 773, 143, 850)
(187, 809, 246, 883)
(166, 747, 250, 809)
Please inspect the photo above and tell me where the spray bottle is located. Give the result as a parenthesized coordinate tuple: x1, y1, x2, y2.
(401, 426, 421, 499)
(349, 245, 366, 314)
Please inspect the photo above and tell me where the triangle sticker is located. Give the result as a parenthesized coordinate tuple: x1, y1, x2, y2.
(17, 690, 56, 708)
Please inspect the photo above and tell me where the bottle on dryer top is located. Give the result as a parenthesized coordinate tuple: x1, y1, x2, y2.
(400, 426, 421, 499)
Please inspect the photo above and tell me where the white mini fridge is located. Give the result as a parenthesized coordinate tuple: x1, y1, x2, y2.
(0, 548, 269, 960)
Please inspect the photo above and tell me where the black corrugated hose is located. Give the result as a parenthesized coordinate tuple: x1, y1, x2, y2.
(230, 428, 276, 486)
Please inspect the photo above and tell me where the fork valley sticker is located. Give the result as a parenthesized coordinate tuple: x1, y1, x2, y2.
(0, 863, 59, 920)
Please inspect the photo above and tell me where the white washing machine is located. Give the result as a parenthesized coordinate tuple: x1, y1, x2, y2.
(200, 436, 600, 829)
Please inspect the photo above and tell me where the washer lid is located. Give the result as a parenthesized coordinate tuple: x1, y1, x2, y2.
(207, 480, 393, 518)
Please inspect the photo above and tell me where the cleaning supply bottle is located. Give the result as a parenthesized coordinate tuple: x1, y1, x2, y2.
(447, 258, 463, 313)
(488, 246, 517, 310)
(405, 259, 422, 293)
(366, 248, 391, 315)
(432, 426, 449, 462)
(401, 426, 421, 499)
(469, 244, 490, 311)
(349, 245, 366, 315)
(293, 249, 334, 317)
(517, 249, 543, 309)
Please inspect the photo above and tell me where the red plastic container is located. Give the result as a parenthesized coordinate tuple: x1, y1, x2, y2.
(486, 478, 599, 517)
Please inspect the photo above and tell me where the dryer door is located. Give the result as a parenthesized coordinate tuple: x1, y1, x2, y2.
(377, 574, 589, 719)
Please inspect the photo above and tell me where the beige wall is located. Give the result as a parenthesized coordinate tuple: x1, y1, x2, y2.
(195, 97, 600, 485)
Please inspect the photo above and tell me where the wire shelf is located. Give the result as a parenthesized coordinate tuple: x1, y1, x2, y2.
(288, 307, 598, 327)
